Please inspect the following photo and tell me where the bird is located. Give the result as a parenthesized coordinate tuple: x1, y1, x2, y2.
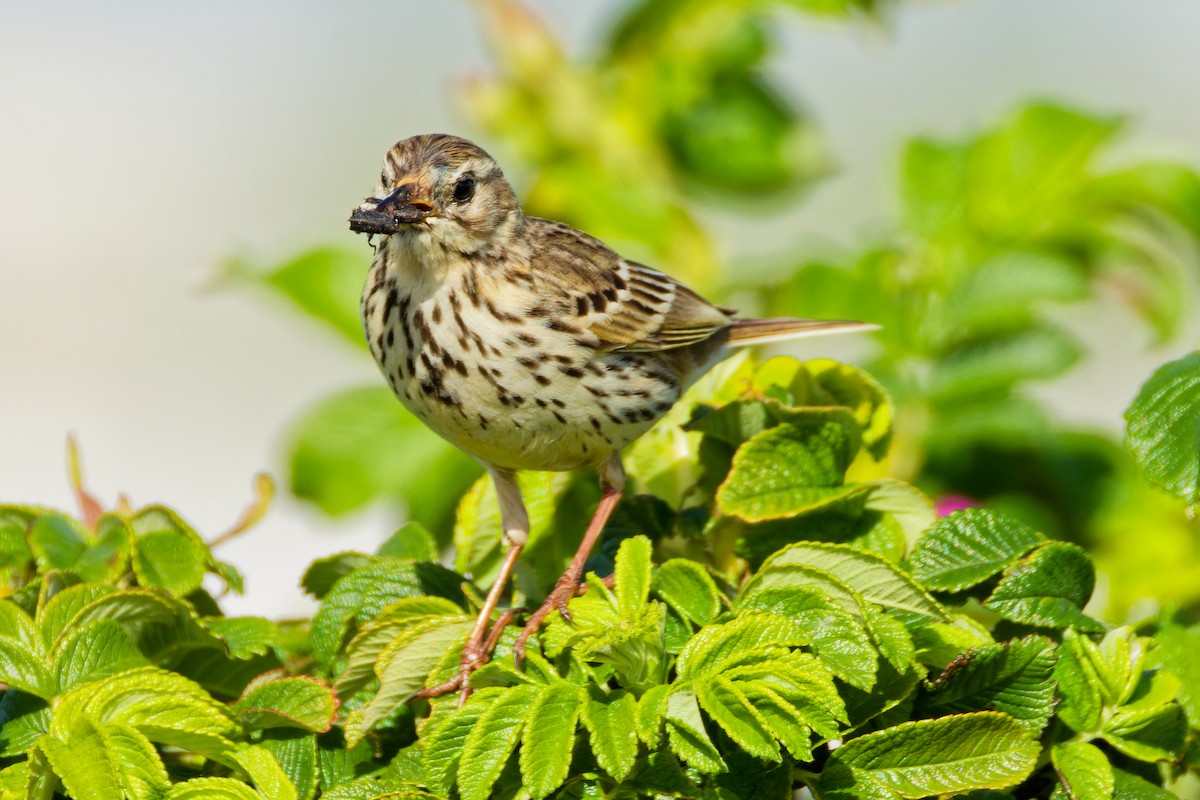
(349, 133, 875, 700)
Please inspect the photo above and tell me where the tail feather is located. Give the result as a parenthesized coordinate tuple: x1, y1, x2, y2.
(726, 317, 879, 347)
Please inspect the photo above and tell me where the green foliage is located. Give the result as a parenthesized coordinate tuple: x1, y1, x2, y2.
(0, 497, 340, 799)
(766, 102, 1199, 510)
(20, 0, 1197, 797)
(1124, 350, 1200, 511)
(228, 0, 1200, 623)
(5, 353, 1199, 799)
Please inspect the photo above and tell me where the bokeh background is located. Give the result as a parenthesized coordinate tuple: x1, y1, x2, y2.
(3, 0, 1198, 619)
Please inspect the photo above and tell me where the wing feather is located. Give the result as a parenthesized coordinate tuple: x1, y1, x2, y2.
(526, 218, 733, 352)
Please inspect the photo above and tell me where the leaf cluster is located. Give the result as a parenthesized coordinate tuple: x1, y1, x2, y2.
(4, 354, 1199, 799)
(0, 502, 342, 799)
(234, 49, 1200, 620)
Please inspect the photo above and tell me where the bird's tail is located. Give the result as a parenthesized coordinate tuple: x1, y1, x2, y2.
(726, 317, 879, 348)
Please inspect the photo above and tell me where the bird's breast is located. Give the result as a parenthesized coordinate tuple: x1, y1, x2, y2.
(361, 260, 683, 472)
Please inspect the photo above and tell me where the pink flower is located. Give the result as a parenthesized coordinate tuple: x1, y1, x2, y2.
(935, 495, 976, 516)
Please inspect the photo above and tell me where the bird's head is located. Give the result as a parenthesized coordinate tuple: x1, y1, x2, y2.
(349, 134, 521, 257)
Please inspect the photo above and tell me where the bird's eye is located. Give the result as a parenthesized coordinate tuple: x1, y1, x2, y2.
(452, 176, 476, 204)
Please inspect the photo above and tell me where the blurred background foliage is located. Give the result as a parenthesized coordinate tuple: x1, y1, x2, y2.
(230, 0, 1200, 620)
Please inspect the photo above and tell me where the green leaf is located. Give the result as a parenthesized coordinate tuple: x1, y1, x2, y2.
(929, 326, 1081, 403)
(908, 509, 1046, 592)
(802, 359, 894, 459)
(164, 778, 263, 799)
(521, 683, 584, 797)
(23, 746, 58, 800)
(288, 386, 481, 524)
(39, 719, 169, 800)
(261, 730, 319, 800)
(758, 542, 947, 620)
(612, 536, 652, 618)
(336, 597, 467, 696)
(738, 562, 865, 621)
(301, 552, 376, 600)
(346, 616, 473, 744)
(0, 762, 29, 797)
(945, 250, 1088, 333)
(716, 420, 861, 521)
(0, 506, 36, 576)
(52, 666, 236, 753)
(863, 604, 914, 673)
(47, 587, 225, 671)
(1055, 629, 1106, 734)
(900, 137, 967, 236)
(202, 616, 282, 659)
(652, 559, 721, 626)
(39, 716, 125, 800)
(26, 514, 89, 574)
(377, 522, 440, 562)
(1150, 622, 1200, 726)
(320, 774, 440, 800)
(78, 515, 134, 583)
(911, 617, 994, 669)
(578, 689, 637, 782)
(457, 685, 538, 800)
(735, 679, 816, 761)
(823, 712, 1039, 797)
(1124, 351, 1200, 509)
(724, 652, 846, 739)
(735, 585, 877, 689)
(1111, 767, 1176, 800)
(857, 479, 935, 558)
(1051, 741, 1113, 800)
(676, 613, 799, 680)
(635, 684, 669, 748)
(318, 730, 379, 792)
(129, 506, 212, 596)
(234, 677, 338, 732)
(421, 689, 503, 795)
(918, 636, 1058, 735)
(0, 691, 51, 756)
(37, 583, 118, 644)
(0, 603, 51, 697)
(52, 619, 149, 693)
(695, 675, 779, 761)
(984, 543, 1101, 631)
(131, 528, 208, 597)
(220, 742, 299, 800)
(969, 101, 1121, 237)
(665, 687, 726, 774)
(310, 559, 466, 665)
(1101, 703, 1187, 763)
(1089, 628, 1143, 707)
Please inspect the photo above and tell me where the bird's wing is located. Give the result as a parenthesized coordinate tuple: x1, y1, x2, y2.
(525, 217, 734, 352)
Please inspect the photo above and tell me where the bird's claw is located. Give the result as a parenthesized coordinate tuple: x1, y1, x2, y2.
(412, 610, 517, 706)
(513, 574, 585, 666)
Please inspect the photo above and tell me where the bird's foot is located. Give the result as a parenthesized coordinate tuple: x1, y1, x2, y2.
(513, 572, 585, 664)
(413, 610, 516, 705)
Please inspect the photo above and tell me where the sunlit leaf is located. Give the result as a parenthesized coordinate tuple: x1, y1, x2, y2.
(822, 712, 1039, 797)
(1124, 351, 1200, 509)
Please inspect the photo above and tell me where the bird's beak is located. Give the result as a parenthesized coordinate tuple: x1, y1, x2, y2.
(349, 180, 435, 235)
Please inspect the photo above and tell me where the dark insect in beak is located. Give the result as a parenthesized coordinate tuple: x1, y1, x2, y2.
(349, 183, 434, 235)
(349, 207, 404, 234)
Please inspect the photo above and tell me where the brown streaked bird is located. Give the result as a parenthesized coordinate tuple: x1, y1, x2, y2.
(350, 133, 875, 700)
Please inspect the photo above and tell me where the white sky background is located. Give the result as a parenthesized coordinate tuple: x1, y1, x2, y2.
(2, 0, 1198, 617)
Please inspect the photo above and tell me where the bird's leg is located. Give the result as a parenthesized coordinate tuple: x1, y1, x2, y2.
(514, 457, 625, 662)
(419, 468, 528, 705)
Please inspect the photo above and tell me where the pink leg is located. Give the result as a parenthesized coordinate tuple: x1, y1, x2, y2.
(414, 468, 528, 705)
(513, 457, 625, 663)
